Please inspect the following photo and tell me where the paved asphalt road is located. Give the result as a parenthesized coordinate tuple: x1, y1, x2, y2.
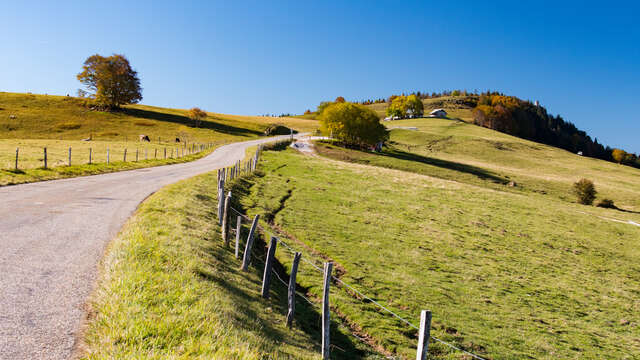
(0, 136, 291, 360)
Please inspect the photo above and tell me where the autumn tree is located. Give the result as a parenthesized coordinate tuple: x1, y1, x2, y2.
(316, 101, 334, 115)
(320, 102, 388, 148)
(77, 54, 142, 109)
(611, 148, 626, 164)
(386, 96, 407, 118)
(335, 96, 346, 103)
(188, 107, 208, 127)
(405, 94, 424, 117)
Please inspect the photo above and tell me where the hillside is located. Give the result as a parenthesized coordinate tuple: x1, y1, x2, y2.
(0, 92, 317, 185)
(318, 117, 640, 211)
(232, 139, 640, 359)
(364, 94, 640, 169)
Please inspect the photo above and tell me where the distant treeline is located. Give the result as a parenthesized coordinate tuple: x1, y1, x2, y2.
(350, 90, 639, 169)
(356, 89, 478, 105)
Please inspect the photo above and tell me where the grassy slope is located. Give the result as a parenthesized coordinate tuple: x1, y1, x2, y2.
(0, 92, 318, 185)
(81, 170, 380, 359)
(318, 117, 640, 212)
(237, 148, 640, 360)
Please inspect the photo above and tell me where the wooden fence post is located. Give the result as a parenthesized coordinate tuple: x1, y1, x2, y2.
(416, 310, 432, 360)
(261, 236, 278, 299)
(164, 147, 167, 159)
(107, 148, 110, 164)
(124, 148, 127, 162)
(89, 148, 92, 164)
(136, 149, 139, 162)
(286, 252, 302, 328)
(43, 147, 47, 169)
(217, 188, 225, 225)
(15, 148, 19, 170)
(241, 214, 260, 271)
(154, 148, 157, 159)
(68, 147, 72, 166)
(171, 148, 174, 158)
(322, 262, 333, 360)
(235, 216, 242, 259)
(221, 192, 232, 246)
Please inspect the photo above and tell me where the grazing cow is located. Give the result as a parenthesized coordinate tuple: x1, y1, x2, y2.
(175, 137, 181, 143)
(139, 134, 151, 142)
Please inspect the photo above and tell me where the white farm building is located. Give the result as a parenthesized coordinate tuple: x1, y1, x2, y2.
(429, 109, 447, 118)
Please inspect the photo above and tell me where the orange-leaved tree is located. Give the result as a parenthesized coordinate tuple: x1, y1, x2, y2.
(611, 148, 627, 164)
(188, 107, 208, 128)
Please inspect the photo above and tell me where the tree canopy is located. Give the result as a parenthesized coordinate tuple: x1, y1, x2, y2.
(320, 102, 388, 148)
(77, 54, 142, 109)
(187, 107, 208, 127)
(385, 95, 423, 118)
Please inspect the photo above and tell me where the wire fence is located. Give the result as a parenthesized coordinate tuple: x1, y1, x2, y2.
(218, 144, 488, 360)
(2, 141, 216, 171)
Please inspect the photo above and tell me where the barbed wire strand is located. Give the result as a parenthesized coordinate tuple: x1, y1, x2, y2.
(228, 206, 487, 360)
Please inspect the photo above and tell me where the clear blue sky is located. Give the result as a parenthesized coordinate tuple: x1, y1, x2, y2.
(1, 1, 638, 152)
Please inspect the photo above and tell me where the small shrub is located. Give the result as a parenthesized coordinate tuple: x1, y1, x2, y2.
(264, 124, 295, 136)
(596, 199, 616, 209)
(573, 178, 597, 205)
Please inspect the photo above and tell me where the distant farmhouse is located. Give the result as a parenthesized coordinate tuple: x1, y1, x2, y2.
(429, 109, 447, 118)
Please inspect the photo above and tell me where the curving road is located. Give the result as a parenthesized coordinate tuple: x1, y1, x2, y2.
(0, 136, 291, 360)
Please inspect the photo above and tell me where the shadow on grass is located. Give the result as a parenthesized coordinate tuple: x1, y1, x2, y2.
(123, 108, 263, 137)
(380, 148, 507, 183)
(317, 142, 507, 184)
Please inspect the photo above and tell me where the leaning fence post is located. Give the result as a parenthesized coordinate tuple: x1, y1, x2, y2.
(68, 147, 72, 166)
(235, 216, 242, 259)
(221, 191, 232, 246)
(286, 252, 302, 328)
(43, 147, 47, 169)
(261, 236, 278, 299)
(416, 310, 432, 360)
(241, 214, 260, 271)
(15, 148, 19, 170)
(124, 148, 127, 162)
(154, 148, 157, 159)
(322, 262, 333, 360)
(89, 148, 92, 164)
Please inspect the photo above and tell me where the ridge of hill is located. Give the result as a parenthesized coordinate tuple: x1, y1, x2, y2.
(362, 94, 639, 169)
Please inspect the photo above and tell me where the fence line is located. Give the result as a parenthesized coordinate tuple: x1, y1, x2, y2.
(4, 141, 219, 171)
(218, 140, 488, 360)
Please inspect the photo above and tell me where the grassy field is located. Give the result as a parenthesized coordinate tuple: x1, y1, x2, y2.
(233, 147, 640, 359)
(317, 117, 640, 212)
(80, 170, 380, 359)
(0, 92, 318, 185)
